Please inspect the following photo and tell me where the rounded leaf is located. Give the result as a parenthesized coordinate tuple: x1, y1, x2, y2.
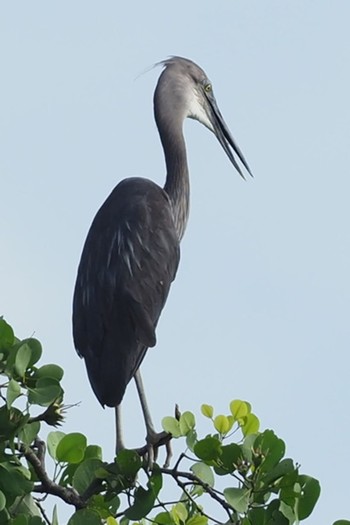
(191, 462, 214, 487)
(230, 400, 250, 420)
(47, 431, 65, 460)
(56, 433, 87, 463)
(19, 421, 41, 446)
(214, 415, 230, 434)
(73, 458, 103, 494)
(162, 416, 181, 437)
(201, 404, 214, 419)
(25, 338, 42, 367)
(116, 449, 142, 477)
(179, 411, 195, 435)
(242, 413, 260, 436)
(194, 436, 221, 462)
(297, 476, 321, 520)
(224, 487, 251, 513)
(28, 377, 62, 407)
(15, 343, 32, 377)
(34, 364, 64, 381)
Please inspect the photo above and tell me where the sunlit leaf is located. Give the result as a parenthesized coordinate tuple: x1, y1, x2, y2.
(171, 502, 187, 525)
(230, 400, 250, 420)
(186, 516, 208, 525)
(52, 505, 59, 525)
(179, 411, 195, 435)
(201, 404, 213, 419)
(242, 413, 260, 436)
(214, 415, 230, 434)
(162, 416, 181, 438)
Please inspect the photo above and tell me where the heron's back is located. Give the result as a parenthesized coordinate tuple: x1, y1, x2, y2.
(73, 177, 180, 407)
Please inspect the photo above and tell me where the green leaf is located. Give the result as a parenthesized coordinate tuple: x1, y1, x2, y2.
(153, 511, 174, 525)
(0, 318, 14, 348)
(0, 491, 5, 512)
(18, 421, 41, 446)
(72, 458, 103, 494)
(10, 494, 41, 517)
(241, 413, 260, 436)
(84, 445, 103, 460)
(15, 343, 32, 377)
(162, 416, 181, 438)
(186, 516, 208, 525)
(213, 415, 230, 434)
(34, 364, 64, 381)
(247, 507, 266, 525)
(68, 508, 101, 525)
(6, 379, 21, 408)
(230, 400, 250, 420)
(56, 433, 87, 464)
(296, 475, 321, 520)
(125, 465, 162, 520)
(171, 502, 188, 525)
(186, 429, 197, 452)
(224, 487, 251, 513)
(201, 404, 213, 418)
(47, 431, 65, 460)
(214, 443, 243, 475)
(194, 437, 221, 462)
(254, 430, 285, 472)
(333, 521, 350, 525)
(25, 339, 42, 367)
(179, 411, 195, 435)
(52, 505, 59, 525)
(116, 449, 142, 477)
(28, 377, 62, 407)
(191, 462, 214, 487)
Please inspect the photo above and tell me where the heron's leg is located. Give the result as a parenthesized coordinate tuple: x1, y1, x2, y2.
(115, 405, 126, 455)
(134, 369, 172, 467)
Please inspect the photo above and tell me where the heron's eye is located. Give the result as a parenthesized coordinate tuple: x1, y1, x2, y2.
(204, 83, 212, 93)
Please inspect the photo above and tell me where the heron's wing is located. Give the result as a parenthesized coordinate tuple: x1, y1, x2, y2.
(72, 177, 180, 406)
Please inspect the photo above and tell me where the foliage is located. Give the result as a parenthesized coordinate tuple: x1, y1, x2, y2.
(0, 318, 345, 524)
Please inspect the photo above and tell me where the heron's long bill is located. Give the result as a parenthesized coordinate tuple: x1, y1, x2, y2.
(209, 96, 253, 179)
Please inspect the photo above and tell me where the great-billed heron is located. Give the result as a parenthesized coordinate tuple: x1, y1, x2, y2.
(73, 56, 252, 465)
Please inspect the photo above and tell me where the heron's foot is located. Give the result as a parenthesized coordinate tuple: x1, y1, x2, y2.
(135, 430, 172, 469)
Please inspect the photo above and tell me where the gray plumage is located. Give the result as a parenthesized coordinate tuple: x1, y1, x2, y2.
(72, 57, 252, 452)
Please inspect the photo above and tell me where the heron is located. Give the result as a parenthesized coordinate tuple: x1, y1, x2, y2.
(72, 56, 252, 465)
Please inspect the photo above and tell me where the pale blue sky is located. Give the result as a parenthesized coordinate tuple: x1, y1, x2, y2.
(1, 2, 350, 523)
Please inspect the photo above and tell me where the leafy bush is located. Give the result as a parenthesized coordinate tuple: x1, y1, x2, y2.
(0, 318, 347, 525)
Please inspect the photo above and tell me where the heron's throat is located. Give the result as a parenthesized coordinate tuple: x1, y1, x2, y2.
(163, 132, 190, 241)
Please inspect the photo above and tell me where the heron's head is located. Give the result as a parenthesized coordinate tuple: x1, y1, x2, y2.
(154, 56, 252, 179)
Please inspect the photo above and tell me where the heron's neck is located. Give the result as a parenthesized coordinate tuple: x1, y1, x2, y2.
(162, 125, 190, 241)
